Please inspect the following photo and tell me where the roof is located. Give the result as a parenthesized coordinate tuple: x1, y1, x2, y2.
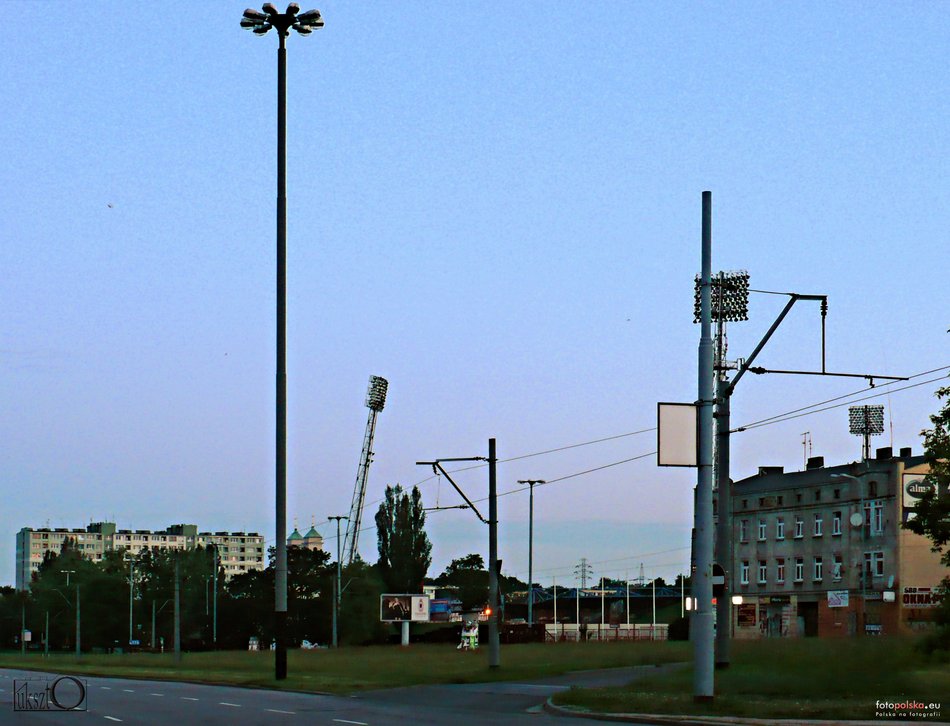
(288, 528, 303, 541)
(304, 527, 322, 539)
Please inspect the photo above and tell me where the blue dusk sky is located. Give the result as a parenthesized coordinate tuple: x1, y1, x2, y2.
(1, 2, 947, 588)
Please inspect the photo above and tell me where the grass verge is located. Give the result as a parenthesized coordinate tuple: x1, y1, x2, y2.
(0, 641, 687, 694)
(553, 637, 949, 720)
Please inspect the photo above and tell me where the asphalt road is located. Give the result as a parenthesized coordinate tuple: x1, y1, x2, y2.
(1, 665, 671, 725)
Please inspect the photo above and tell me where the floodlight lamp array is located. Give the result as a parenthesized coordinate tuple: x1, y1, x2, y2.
(241, 4, 323, 36)
(365, 375, 389, 412)
(848, 404, 885, 436)
(693, 270, 750, 323)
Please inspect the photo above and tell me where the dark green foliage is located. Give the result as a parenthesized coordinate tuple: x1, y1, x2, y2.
(375, 485, 432, 593)
(902, 384, 950, 652)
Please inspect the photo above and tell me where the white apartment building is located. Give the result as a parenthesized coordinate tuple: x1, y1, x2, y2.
(16, 521, 265, 590)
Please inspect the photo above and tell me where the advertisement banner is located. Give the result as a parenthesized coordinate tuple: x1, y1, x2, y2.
(827, 590, 849, 608)
(380, 594, 412, 622)
(902, 587, 940, 608)
(903, 474, 934, 510)
(410, 596, 430, 622)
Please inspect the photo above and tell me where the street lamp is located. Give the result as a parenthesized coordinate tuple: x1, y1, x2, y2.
(518, 480, 545, 626)
(241, 2, 324, 682)
(831, 472, 868, 635)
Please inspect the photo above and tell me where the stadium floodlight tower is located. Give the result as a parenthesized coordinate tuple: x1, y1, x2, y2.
(849, 404, 885, 461)
(343, 376, 389, 565)
(240, 1, 324, 682)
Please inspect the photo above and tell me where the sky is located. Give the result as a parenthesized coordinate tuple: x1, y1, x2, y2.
(1, 2, 947, 589)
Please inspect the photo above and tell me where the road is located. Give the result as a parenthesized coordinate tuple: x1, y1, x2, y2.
(0, 665, 674, 724)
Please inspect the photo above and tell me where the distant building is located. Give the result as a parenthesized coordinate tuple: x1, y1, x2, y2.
(15, 522, 265, 590)
(721, 447, 942, 638)
(287, 524, 324, 551)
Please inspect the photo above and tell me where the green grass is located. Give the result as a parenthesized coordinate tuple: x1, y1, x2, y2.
(0, 641, 687, 694)
(553, 637, 950, 720)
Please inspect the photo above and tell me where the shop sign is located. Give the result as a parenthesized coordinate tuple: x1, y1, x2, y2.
(737, 603, 757, 627)
(902, 587, 941, 608)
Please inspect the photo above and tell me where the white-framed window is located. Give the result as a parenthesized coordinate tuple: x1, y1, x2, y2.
(864, 551, 884, 578)
(865, 500, 884, 536)
(758, 560, 767, 584)
(832, 554, 843, 581)
(832, 512, 842, 536)
(757, 520, 767, 541)
(794, 558, 804, 582)
(813, 556, 823, 582)
(740, 561, 750, 585)
(776, 558, 785, 583)
(739, 520, 750, 542)
(794, 517, 804, 539)
(814, 514, 823, 537)
(776, 518, 785, 540)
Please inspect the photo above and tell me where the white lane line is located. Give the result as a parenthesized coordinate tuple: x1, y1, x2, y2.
(182, 696, 199, 701)
(105, 717, 123, 722)
(266, 709, 296, 715)
(101, 686, 112, 690)
(220, 702, 242, 707)
(333, 720, 369, 725)
(150, 693, 164, 696)
(122, 689, 135, 693)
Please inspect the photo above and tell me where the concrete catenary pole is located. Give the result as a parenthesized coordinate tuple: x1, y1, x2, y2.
(693, 190, 715, 700)
(488, 438, 500, 668)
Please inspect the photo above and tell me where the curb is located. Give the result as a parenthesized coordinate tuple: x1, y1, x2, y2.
(542, 699, 937, 726)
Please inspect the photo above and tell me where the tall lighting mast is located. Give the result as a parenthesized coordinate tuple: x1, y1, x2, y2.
(343, 375, 389, 564)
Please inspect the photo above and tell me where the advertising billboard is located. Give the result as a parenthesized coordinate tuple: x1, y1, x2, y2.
(380, 594, 431, 622)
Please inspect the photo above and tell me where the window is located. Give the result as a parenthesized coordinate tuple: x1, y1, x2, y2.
(796, 493, 802, 502)
(833, 488, 840, 500)
(865, 500, 884, 536)
(832, 511, 842, 536)
(758, 560, 768, 583)
(864, 551, 884, 579)
(777, 495, 784, 506)
(814, 514, 823, 537)
(813, 556, 823, 582)
(794, 517, 804, 539)
(741, 499, 748, 510)
(758, 497, 766, 507)
(794, 558, 804, 582)
(740, 561, 750, 585)
(757, 520, 767, 541)
(776, 558, 785, 583)
(776, 518, 785, 540)
(815, 490, 822, 501)
(832, 554, 843, 581)
(739, 520, 750, 542)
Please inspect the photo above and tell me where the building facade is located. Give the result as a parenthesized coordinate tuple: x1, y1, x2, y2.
(724, 447, 942, 638)
(16, 522, 265, 590)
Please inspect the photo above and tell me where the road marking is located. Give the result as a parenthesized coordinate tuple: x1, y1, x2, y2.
(220, 702, 242, 707)
(150, 693, 164, 696)
(333, 720, 369, 725)
(266, 709, 296, 715)
(182, 697, 199, 701)
(105, 717, 123, 722)
(101, 686, 111, 690)
(122, 689, 134, 693)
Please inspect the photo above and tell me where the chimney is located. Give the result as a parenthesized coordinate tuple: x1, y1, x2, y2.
(876, 447, 893, 460)
(806, 456, 824, 470)
(758, 466, 784, 476)
(899, 447, 912, 458)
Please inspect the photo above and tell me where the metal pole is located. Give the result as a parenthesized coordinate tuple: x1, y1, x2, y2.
(576, 584, 580, 641)
(20, 599, 25, 656)
(681, 576, 685, 618)
(693, 190, 716, 701)
(652, 577, 656, 636)
(129, 560, 134, 646)
(174, 558, 181, 664)
(528, 482, 534, 626)
(75, 585, 80, 658)
(626, 575, 630, 626)
(715, 375, 732, 668)
(213, 546, 218, 648)
(328, 516, 347, 648)
(600, 578, 605, 639)
(45, 611, 49, 657)
(488, 438, 500, 668)
(553, 576, 558, 641)
(274, 27, 289, 682)
(151, 600, 156, 651)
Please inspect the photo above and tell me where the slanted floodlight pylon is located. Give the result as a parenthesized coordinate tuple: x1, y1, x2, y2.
(343, 376, 388, 565)
(849, 404, 885, 460)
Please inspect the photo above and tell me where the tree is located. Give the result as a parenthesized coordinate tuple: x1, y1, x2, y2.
(375, 484, 432, 593)
(903, 384, 950, 652)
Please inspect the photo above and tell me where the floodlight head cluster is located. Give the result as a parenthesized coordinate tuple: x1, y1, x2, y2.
(848, 404, 885, 436)
(366, 375, 389, 412)
(241, 4, 324, 37)
(693, 270, 750, 323)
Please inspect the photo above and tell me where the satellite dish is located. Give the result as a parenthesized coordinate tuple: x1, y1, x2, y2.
(850, 512, 864, 527)
(887, 575, 895, 589)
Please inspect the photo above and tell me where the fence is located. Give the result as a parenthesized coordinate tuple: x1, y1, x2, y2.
(544, 623, 668, 642)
